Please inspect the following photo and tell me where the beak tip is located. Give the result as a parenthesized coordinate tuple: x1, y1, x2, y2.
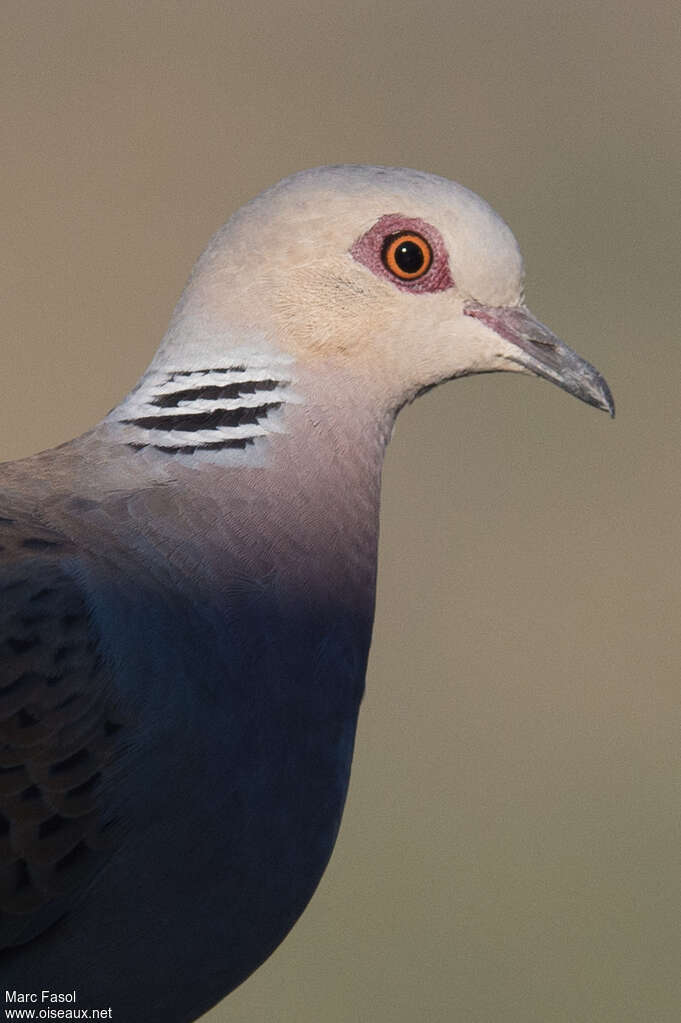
(595, 377, 616, 419)
(465, 300, 616, 420)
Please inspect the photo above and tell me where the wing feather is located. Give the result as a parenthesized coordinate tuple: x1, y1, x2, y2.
(0, 512, 122, 948)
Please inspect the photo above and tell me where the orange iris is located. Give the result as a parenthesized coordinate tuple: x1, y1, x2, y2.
(382, 233, 433, 280)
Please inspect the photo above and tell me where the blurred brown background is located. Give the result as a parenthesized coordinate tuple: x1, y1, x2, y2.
(2, 2, 679, 1020)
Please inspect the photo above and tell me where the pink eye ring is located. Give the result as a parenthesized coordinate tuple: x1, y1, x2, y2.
(351, 214, 454, 293)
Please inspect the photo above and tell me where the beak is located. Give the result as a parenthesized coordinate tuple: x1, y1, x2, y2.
(464, 301, 615, 417)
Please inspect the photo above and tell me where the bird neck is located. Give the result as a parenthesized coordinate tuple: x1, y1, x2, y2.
(89, 355, 394, 615)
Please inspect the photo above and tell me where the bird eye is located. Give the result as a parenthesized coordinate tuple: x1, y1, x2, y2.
(382, 233, 432, 281)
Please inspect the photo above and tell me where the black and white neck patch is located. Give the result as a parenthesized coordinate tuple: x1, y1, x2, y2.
(111, 364, 296, 463)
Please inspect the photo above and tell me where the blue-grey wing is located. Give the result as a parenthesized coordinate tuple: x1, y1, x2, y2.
(0, 512, 123, 949)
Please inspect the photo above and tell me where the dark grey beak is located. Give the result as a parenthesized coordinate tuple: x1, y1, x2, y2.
(464, 302, 615, 417)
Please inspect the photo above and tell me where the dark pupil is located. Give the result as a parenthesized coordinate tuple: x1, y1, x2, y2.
(394, 240, 424, 274)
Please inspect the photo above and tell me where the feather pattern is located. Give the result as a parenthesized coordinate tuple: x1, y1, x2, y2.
(110, 365, 297, 460)
(0, 514, 123, 949)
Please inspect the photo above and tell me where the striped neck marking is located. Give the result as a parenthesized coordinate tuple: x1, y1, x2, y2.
(116, 366, 294, 456)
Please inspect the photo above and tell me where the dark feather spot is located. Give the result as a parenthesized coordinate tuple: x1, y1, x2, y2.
(129, 437, 258, 454)
(124, 401, 281, 433)
(65, 772, 101, 800)
(55, 839, 88, 873)
(39, 814, 66, 838)
(168, 366, 245, 379)
(15, 860, 31, 890)
(0, 672, 38, 696)
(54, 693, 81, 711)
(151, 379, 280, 407)
(1, 580, 26, 593)
(21, 538, 62, 550)
(156, 437, 257, 454)
(17, 709, 39, 729)
(51, 749, 90, 775)
(7, 635, 40, 655)
(20, 614, 47, 627)
(54, 644, 77, 663)
(68, 497, 99, 512)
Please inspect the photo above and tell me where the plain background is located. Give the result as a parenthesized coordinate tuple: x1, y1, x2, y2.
(2, 2, 679, 1020)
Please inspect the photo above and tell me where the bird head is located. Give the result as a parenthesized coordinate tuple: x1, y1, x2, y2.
(160, 165, 613, 420)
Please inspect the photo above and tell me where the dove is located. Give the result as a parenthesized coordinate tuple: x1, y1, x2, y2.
(0, 165, 613, 1021)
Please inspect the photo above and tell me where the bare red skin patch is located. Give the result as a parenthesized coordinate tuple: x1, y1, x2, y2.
(350, 214, 455, 293)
